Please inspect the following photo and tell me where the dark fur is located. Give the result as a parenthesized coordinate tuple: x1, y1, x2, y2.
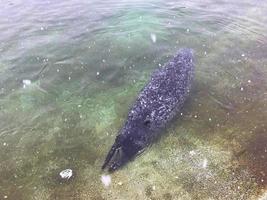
(102, 49, 194, 172)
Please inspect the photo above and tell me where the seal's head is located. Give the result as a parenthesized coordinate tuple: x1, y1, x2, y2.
(102, 119, 151, 172)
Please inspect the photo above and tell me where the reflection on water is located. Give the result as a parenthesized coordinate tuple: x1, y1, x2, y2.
(0, 0, 267, 199)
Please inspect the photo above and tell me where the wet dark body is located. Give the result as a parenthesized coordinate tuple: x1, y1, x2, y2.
(102, 49, 194, 172)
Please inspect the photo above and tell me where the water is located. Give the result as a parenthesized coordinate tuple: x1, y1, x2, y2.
(0, 0, 267, 199)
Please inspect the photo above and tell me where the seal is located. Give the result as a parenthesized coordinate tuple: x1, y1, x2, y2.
(102, 48, 194, 172)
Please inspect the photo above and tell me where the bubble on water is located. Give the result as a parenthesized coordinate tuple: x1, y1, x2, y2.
(150, 33, 157, 43)
(22, 79, 31, 88)
(101, 175, 111, 187)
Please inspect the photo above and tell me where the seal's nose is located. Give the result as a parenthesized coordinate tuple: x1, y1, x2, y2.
(102, 142, 129, 172)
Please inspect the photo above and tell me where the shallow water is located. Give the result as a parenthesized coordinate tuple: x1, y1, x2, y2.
(0, 0, 267, 199)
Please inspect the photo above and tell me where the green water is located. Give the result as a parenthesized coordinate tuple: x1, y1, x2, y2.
(0, 0, 267, 199)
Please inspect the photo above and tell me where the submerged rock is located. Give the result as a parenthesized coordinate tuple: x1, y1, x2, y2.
(58, 169, 73, 182)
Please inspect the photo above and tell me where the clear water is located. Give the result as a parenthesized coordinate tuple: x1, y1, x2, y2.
(0, 0, 267, 199)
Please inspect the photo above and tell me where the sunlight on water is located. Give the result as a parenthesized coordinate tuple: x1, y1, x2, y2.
(0, 0, 267, 199)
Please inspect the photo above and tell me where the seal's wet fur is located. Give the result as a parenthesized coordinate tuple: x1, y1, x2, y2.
(102, 49, 194, 172)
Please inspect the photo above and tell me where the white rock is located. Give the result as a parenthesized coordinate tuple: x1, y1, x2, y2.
(59, 169, 73, 180)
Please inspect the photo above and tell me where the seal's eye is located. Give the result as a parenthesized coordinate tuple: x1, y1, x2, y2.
(144, 119, 151, 126)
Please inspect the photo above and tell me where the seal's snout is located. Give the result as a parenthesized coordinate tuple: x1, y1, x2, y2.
(102, 143, 128, 172)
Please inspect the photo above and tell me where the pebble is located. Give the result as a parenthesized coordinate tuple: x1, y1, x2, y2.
(59, 169, 73, 180)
